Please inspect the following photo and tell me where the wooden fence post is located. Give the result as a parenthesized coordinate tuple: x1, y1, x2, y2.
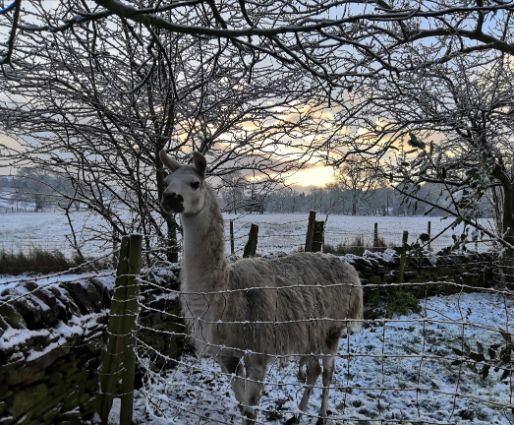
(398, 230, 409, 283)
(230, 220, 235, 256)
(99, 234, 142, 425)
(243, 224, 259, 258)
(99, 237, 129, 424)
(312, 221, 325, 252)
(373, 222, 379, 249)
(427, 221, 432, 250)
(305, 211, 316, 252)
(120, 234, 142, 425)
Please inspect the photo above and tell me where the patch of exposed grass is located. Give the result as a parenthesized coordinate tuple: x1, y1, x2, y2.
(0, 248, 80, 275)
(385, 289, 421, 317)
(324, 234, 390, 256)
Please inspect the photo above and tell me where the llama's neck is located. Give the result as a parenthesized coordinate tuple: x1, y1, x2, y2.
(180, 186, 228, 292)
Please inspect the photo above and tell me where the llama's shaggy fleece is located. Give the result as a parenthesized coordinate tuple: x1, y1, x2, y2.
(182, 252, 363, 358)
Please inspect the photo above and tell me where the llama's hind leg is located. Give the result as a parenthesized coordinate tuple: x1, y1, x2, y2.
(317, 329, 341, 425)
(316, 354, 335, 425)
(285, 357, 321, 425)
(242, 354, 267, 424)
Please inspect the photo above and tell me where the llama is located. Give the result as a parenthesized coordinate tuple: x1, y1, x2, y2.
(159, 150, 363, 425)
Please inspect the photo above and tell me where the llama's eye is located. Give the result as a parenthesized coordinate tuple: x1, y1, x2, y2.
(190, 181, 200, 190)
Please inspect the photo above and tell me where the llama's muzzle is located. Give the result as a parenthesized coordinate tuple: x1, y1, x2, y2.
(161, 192, 184, 213)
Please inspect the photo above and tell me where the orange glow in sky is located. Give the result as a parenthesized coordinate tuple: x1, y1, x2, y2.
(285, 164, 336, 188)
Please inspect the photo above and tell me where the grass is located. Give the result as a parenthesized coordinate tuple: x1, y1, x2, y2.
(0, 248, 81, 275)
(324, 234, 390, 256)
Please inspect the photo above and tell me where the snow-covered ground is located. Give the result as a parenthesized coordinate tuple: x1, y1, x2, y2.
(228, 213, 495, 255)
(0, 209, 112, 256)
(126, 292, 513, 425)
(0, 214, 510, 424)
(0, 210, 495, 258)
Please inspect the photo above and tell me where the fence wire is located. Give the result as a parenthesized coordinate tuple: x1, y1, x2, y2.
(128, 241, 513, 425)
(0, 216, 513, 425)
(132, 285, 513, 425)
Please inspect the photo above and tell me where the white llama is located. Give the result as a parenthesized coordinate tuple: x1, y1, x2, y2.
(159, 150, 363, 425)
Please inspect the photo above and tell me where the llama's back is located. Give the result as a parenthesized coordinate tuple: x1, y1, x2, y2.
(209, 252, 363, 356)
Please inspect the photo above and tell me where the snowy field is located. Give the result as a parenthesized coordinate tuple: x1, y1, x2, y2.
(0, 209, 511, 425)
(0, 210, 495, 258)
(124, 292, 513, 425)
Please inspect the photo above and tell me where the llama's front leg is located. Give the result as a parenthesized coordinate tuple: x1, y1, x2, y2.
(242, 354, 267, 424)
(219, 355, 248, 419)
(285, 357, 321, 425)
(317, 355, 336, 425)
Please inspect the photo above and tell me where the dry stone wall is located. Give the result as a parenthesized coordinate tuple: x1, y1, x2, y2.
(0, 269, 182, 425)
(0, 275, 112, 425)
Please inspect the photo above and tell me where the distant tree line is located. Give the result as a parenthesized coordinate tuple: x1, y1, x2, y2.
(0, 169, 81, 212)
(262, 184, 494, 217)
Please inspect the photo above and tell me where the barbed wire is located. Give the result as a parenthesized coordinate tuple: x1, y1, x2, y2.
(1, 212, 513, 424)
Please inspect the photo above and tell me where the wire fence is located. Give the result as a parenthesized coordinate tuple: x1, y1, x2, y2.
(0, 215, 513, 425)
(130, 272, 513, 425)
(0, 211, 498, 260)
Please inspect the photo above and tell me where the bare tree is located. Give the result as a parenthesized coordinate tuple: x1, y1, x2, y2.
(2, 1, 513, 77)
(336, 154, 383, 215)
(336, 54, 514, 246)
(2, 0, 514, 253)
(0, 1, 338, 261)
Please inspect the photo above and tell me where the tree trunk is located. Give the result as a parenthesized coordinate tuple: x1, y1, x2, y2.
(501, 188, 514, 289)
(166, 217, 179, 263)
(155, 149, 179, 263)
(493, 165, 514, 288)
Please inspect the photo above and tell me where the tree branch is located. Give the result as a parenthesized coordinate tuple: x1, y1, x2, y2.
(1, 0, 22, 65)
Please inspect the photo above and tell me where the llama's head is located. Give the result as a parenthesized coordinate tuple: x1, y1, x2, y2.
(159, 150, 207, 216)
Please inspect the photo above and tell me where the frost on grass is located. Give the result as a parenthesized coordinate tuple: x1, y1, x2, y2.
(0, 210, 495, 257)
(129, 292, 513, 425)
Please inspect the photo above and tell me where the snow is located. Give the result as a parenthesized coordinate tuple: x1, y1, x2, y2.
(0, 210, 495, 258)
(0, 313, 101, 354)
(0, 209, 508, 424)
(120, 292, 513, 425)
(0, 327, 49, 351)
(0, 270, 114, 293)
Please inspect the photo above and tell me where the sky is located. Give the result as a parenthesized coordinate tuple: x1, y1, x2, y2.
(283, 163, 336, 189)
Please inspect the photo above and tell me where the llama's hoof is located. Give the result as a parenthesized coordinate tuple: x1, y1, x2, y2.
(284, 415, 299, 425)
(243, 408, 257, 424)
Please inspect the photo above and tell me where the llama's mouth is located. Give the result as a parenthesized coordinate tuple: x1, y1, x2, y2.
(161, 203, 184, 214)
(161, 200, 184, 214)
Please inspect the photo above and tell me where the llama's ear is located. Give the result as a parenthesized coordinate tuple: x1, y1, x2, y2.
(192, 152, 207, 177)
(159, 149, 180, 172)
